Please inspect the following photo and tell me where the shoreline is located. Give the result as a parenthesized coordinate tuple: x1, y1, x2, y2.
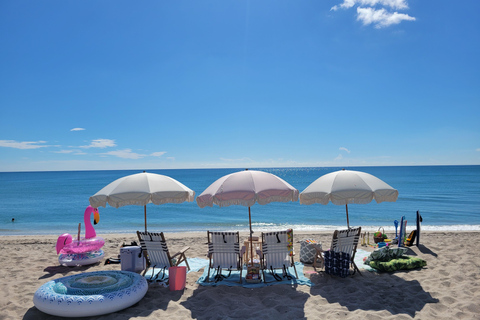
(2, 231, 480, 319)
(2, 229, 480, 239)
(2, 224, 480, 237)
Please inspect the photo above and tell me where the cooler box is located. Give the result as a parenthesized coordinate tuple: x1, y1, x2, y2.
(120, 246, 145, 273)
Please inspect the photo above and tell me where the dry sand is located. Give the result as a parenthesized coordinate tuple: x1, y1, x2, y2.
(1, 231, 479, 319)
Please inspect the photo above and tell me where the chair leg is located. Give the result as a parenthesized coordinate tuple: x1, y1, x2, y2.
(206, 261, 211, 282)
(291, 257, 298, 278)
(182, 253, 190, 271)
(352, 261, 362, 276)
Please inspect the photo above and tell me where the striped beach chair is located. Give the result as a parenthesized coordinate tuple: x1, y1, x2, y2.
(327, 227, 362, 276)
(260, 229, 298, 282)
(137, 231, 190, 283)
(206, 231, 244, 283)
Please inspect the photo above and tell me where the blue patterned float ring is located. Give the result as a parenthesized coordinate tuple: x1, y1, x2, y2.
(33, 271, 148, 318)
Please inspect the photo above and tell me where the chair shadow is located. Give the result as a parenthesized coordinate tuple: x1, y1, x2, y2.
(182, 285, 310, 320)
(309, 271, 438, 317)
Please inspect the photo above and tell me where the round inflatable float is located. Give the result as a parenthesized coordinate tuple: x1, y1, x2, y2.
(58, 250, 105, 267)
(33, 270, 148, 318)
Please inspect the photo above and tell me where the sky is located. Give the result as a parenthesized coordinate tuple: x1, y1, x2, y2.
(1, 0, 479, 172)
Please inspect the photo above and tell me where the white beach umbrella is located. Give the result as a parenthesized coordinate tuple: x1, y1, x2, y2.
(89, 172, 195, 232)
(196, 169, 299, 265)
(299, 169, 398, 228)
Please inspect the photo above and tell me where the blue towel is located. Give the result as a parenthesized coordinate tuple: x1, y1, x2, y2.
(197, 262, 313, 288)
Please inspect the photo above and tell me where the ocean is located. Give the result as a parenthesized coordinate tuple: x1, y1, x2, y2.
(1, 166, 479, 236)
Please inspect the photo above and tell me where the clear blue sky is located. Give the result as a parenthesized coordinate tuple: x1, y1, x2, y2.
(1, 0, 479, 172)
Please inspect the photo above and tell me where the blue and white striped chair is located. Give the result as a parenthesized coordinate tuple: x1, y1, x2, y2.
(260, 229, 298, 282)
(206, 231, 244, 283)
(137, 231, 190, 282)
(327, 227, 362, 276)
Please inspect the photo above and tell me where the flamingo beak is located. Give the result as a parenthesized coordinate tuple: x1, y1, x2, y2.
(93, 208, 100, 225)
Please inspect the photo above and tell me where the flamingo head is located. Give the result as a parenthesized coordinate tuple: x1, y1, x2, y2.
(93, 207, 100, 225)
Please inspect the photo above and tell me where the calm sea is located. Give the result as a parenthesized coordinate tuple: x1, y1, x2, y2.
(1, 166, 479, 236)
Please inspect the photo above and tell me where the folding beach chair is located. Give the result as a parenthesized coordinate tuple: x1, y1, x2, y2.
(259, 229, 298, 282)
(324, 227, 362, 276)
(206, 231, 244, 283)
(137, 231, 190, 283)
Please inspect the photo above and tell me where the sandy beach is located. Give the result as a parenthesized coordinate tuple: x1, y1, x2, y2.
(1, 231, 479, 319)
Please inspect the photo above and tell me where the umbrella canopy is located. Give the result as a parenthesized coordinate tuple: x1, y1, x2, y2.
(196, 169, 299, 265)
(89, 172, 195, 232)
(299, 169, 398, 228)
(196, 169, 299, 208)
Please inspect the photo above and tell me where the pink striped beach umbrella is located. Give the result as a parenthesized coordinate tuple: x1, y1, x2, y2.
(299, 169, 398, 228)
(196, 169, 299, 265)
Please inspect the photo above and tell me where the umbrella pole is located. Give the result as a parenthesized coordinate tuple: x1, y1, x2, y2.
(345, 204, 350, 229)
(144, 205, 147, 233)
(248, 207, 253, 267)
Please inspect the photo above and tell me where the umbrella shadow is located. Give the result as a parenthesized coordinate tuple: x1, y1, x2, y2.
(182, 285, 310, 320)
(309, 271, 438, 317)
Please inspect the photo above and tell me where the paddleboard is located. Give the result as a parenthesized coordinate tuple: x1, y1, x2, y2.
(416, 210, 422, 246)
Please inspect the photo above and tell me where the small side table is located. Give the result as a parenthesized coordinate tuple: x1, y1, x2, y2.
(312, 243, 324, 270)
(243, 237, 262, 265)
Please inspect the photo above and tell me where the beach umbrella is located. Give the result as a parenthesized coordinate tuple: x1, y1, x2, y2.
(299, 169, 398, 228)
(89, 172, 195, 232)
(196, 169, 299, 265)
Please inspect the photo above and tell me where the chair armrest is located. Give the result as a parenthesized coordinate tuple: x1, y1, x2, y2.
(241, 246, 246, 255)
(171, 246, 190, 259)
(256, 249, 263, 258)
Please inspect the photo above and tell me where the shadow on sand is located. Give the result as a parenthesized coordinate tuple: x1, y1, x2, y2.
(40, 262, 102, 280)
(309, 271, 438, 317)
(182, 285, 310, 320)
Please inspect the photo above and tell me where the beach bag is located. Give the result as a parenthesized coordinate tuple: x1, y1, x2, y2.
(405, 230, 417, 246)
(324, 251, 350, 278)
(300, 239, 320, 264)
(374, 227, 387, 243)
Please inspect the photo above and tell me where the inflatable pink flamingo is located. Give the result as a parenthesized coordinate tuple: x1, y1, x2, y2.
(56, 206, 105, 266)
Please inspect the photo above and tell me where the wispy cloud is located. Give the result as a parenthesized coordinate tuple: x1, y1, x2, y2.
(54, 150, 74, 154)
(331, 0, 415, 28)
(332, 0, 409, 11)
(477, 148, 480, 152)
(339, 147, 351, 153)
(220, 157, 255, 163)
(357, 7, 415, 28)
(101, 149, 146, 159)
(54, 149, 87, 155)
(334, 154, 343, 161)
(0, 140, 49, 149)
(151, 152, 167, 157)
(80, 139, 116, 149)
(70, 128, 85, 132)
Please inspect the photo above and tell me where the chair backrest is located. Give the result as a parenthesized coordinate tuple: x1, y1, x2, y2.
(137, 231, 172, 269)
(207, 231, 240, 269)
(261, 229, 294, 269)
(330, 227, 361, 256)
